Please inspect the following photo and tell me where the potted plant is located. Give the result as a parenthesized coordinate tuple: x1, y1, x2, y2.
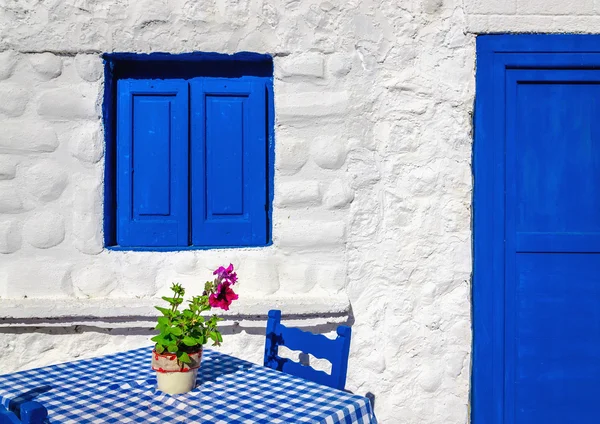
(151, 264, 239, 394)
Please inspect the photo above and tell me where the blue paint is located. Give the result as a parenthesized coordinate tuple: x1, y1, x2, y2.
(474, 35, 600, 424)
(190, 78, 268, 247)
(102, 52, 274, 249)
(0, 401, 47, 424)
(102, 59, 116, 247)
(263, 310, 352, 391)
(116, 79, 189, 247)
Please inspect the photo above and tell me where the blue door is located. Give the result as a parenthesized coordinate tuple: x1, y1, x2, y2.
(474, 35, 600, 424)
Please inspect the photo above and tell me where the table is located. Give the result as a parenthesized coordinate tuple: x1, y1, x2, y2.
(0, 346, 377, 423)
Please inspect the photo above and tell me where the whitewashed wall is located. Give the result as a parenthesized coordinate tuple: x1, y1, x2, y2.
(0, 0, 484, 422)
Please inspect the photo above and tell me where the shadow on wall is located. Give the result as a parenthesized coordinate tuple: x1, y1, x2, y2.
(0, 310, 355, 337)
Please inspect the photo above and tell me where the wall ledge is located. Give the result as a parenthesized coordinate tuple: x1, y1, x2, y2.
(0, 295, 350, 323)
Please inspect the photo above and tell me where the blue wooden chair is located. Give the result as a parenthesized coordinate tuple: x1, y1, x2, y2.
(263, 309, 352, 390)
(0, 402, 47, 424)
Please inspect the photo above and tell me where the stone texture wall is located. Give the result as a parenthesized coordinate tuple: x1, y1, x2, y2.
(0, 1, 477, 423)
(465, 0, 600, 32)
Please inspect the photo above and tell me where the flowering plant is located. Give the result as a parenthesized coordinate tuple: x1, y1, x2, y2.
(151, 264, 239, 366)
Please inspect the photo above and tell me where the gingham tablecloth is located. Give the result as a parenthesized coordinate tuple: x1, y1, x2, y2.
(0, 346, 377, 424)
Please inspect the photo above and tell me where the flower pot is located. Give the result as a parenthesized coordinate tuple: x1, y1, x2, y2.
(151, 348, 202, 395)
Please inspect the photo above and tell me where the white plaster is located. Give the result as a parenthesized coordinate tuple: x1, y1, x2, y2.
(0, 51, 18, 81)
(0, 184, 24, 214)
(0, 83, 29, 117)
(37, 86, 98, 121)
(28, 53, 63, 80)
(69, 122, 104, 164)
(311, 136, 348, 170)
(74, 54, 103, 82)
(20, 160, 68, 203)
(276, 53, 325, 79)
(328, 53, 353, 77)
(0, 219, 21, 254)
(0, 296, 350, 320)
(276, 220, 346, 249)
(275, 180, 321, 207)
(0, 158, 16, 180)
(23, 210, 65, 249)
(323, 179, 354, 210)
(0, 122, 58, 153)
(275, 137, 309, 175)
(72, 177, 104, 255)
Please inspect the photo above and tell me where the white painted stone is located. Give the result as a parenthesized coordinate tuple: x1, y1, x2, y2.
(0, 83, 29, 117)
(0, 185, 24, 214)
(276, 53, 325, 79)
(0, 123, 58, 153)
(72, 177, 103, 255)
(74, 54, 103, 82)
(328, 53, 353, 77)
(238, 256, 280, 295)
(277, 92, 349, 119)
(0, 158, 16, 180)
(278, 262, 314, 293)
(4, 259, 72, 298)
(72, 265, 117, 298)
(275, 180, 321, 207)
(23, 211, 65, 249)
(313, 264, 346, 293)
(0, 51, 18, 81)
(464, 0, 516, 14)
(0, 219, 22, 254)
(28, 53, 63, 80)
(21, 160, 68, 202)
(37, 87, 98, 120)
(323, 179, 354, 209)
(277, 220, 346, 249)
(69, 122, 104, 164)
(311, 136, 348, 170)
(517, 0, 593, 15)
(276, 137, 309, 175)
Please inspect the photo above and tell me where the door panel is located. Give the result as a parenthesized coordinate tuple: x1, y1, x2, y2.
(506, 70, 600, 424)
(474, 36, 600, 424)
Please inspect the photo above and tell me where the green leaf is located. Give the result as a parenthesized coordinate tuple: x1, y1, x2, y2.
(182, 336, 197, 347)
(155, 344, 165, 354)
(151, 334, 163, 343)
(178, 352, 191, 364)
(157, 317, 169, 326)
(167, 344, 178, 353)
(155, 306, 171, 316)
(183, 310, 194, 318)
(170, 327, 183, 336)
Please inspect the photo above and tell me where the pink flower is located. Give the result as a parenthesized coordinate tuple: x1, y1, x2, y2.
(213, 263, 238, 285)
(208, 282, 239, 311)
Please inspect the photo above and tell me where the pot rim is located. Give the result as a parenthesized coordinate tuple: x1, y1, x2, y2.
(152, 347, 203, 373)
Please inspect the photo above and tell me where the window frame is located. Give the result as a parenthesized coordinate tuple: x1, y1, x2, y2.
(102, 52, 275, 251)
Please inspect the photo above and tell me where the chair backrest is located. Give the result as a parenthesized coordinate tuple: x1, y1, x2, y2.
(263, 309, 351, 390)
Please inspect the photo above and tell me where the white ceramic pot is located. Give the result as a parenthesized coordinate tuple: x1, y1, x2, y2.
(152, 348, 202, 395)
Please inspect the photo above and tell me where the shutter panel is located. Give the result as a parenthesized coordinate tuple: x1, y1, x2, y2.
(116, 79, 189, 247)
(190, 78, 268, 246)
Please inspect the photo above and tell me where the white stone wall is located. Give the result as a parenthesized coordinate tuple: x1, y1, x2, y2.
(0, 1, 478, 423)
(465, 0, 600, 32)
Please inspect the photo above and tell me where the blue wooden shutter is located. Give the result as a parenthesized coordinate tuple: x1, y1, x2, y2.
(190, 78, 268, 246)
(116, 79, 189, 247)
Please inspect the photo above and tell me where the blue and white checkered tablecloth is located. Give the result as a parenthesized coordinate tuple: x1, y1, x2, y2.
(0, 346, 377, 424)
